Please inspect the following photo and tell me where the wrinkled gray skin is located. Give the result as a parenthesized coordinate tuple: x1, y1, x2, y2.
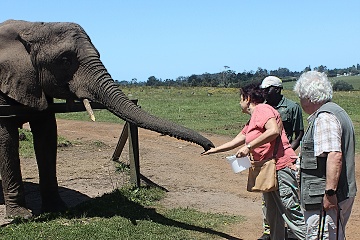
(0, 20, 214, 219)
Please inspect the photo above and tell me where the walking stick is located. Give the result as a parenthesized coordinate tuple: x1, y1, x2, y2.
(318, 199, 326, 239)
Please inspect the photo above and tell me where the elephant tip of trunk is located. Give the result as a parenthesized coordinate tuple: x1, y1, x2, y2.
(203, 142, 215, 151)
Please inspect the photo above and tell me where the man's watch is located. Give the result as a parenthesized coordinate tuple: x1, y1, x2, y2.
(325, 189, 337, 196)
(246, 143, 251, 150)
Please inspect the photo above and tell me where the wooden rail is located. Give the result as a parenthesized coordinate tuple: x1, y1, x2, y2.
(0, 102, 106, 116)
(0, 100, 142, 187)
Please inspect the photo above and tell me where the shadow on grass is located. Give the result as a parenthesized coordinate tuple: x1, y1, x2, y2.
(35, 188, 243, 240)
(0, 181, 242, 239)
(0, 181, 92, 216)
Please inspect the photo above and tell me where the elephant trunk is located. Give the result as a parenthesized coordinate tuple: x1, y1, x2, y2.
(74, 64, 214, 151)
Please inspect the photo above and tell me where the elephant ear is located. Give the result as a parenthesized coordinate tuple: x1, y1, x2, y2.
(0, 21, 48, 110)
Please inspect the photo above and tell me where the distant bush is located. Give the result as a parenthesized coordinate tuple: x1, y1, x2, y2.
(333, 80, 354, 91)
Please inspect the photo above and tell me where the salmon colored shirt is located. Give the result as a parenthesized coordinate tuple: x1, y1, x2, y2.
(241, 104, 296, 170)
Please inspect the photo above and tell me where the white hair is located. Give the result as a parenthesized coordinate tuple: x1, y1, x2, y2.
(293, 71, 333, 103)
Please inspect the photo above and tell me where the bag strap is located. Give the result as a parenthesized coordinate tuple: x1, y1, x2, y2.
(272, 135, 281, 158)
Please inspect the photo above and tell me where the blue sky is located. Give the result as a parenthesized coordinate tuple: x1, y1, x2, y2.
(2, 1, 360, 82)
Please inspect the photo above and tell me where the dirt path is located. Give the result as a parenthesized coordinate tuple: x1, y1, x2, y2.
(0, 119, 359, 239)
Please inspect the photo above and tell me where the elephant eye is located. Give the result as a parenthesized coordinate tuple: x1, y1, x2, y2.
(57, 51, 78, 67)
(54, 51, 79, 73)
(61, 56, 72, 66)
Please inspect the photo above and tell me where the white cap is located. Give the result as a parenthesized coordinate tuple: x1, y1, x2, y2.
(260, 76, 282, 88)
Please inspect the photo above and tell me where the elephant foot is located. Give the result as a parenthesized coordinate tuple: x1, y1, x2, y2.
(5, 205, 33, 220)
(41, 196, 68, 214)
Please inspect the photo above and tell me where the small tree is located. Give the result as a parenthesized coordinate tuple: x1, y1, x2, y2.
(131, 78, 138, 85)
(333, 80, 354, 91)
(146, 76, 162, 86)
(303, 65, 311, 72)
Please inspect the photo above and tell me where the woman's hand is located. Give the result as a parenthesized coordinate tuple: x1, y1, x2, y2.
(235, 146, 250, 158)
(201, 133, 246, 156)
(201, 147, 216, 156)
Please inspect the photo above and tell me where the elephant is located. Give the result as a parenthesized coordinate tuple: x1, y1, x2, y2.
(0, 19, 214, 219)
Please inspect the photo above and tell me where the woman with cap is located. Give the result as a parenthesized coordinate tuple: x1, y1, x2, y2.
(202, 81, 305, 239)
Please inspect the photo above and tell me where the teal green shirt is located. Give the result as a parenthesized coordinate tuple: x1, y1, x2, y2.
(273, 96, 304, 143)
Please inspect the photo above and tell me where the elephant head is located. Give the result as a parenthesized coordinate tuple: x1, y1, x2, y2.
(0, 19, 214, 150)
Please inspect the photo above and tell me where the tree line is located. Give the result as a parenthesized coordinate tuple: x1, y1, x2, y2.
(115, 64, 360, 89)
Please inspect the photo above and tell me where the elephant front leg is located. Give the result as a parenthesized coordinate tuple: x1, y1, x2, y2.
(0, 119, 32, 219)
(30, 113, 67, 213)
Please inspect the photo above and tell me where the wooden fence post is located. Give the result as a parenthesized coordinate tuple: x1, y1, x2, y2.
(128, 122, 140, 187)
(110, 122, 129, 162)
(109, 99, 141, 187)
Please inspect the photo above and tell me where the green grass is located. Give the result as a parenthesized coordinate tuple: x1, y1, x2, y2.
(16, 123, 244, 239)
(331, 75, 360, 90)
(56, 84, 360, 152)
(123, 87, 244, 136)
(13, 80, 358, 238)
(282, 75, 360, 90)
(0, 186, 243, 240)
(119, 86, 263, 136)
(19, 129, 72, 158)
(55, 76, 360, 151)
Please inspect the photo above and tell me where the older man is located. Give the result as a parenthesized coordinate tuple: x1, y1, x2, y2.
(294, 71, 356, 239)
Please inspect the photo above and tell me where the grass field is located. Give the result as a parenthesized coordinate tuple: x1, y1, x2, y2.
(6, 78, 357, 239)
(58, 83, 359, 152)
(0, 186, 243, 239)
(282, 75, 360, 90)
(331, 75, 360, 90)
